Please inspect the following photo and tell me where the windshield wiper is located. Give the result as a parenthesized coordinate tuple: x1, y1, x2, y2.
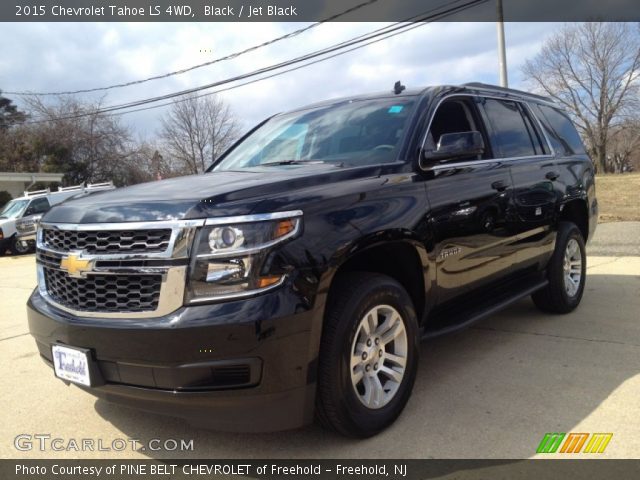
(261, 160, 325, 166)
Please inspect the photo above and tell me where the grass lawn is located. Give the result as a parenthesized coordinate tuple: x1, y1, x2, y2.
(595, 173, 640, 222)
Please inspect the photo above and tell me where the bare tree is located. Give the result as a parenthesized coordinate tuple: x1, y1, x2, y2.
(160, 93, 239, 174)
(609, 120, 640, 173)
(523, 23, 640, 173)
(0, 94, 186, 186)
(23, 95, 134, 184)
(114, 143, 182, 184)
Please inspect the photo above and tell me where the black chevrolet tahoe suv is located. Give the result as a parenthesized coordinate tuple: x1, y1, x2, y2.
(28, 82, 597, 437)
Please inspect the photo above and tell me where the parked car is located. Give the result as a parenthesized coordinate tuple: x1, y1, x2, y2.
(14, 214, 44, 253)
(13, 183, 115, 254)
(27, 83, 596, 437)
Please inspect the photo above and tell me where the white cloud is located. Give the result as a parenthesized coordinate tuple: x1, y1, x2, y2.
(0, 21, 553, 138)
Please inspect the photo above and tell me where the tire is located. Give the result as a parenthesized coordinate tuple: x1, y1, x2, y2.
(316, 272, 419, 437)
(532, 222, 586, 314)
(9, 236, 31, 255)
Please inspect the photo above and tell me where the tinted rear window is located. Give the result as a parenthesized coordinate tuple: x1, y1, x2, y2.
(483, 99, 537, 158)
(532, 104, 586, 155)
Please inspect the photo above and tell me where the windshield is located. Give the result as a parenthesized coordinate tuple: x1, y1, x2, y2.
(0, 199, 29, 219)
(213, 97, 417, 171)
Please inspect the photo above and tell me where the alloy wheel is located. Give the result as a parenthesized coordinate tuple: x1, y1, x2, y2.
(349, 305, 408, 409)
(563, 238, 582, 297)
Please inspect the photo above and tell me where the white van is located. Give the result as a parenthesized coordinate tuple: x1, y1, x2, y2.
(1, 182, 115, 254)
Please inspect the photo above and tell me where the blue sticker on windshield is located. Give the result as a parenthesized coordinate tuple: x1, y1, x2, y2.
(388, 105, 404, 114)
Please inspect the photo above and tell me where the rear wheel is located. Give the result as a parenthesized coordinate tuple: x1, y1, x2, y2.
(316, 272, 419, 437)
(532, 222, 586, 313)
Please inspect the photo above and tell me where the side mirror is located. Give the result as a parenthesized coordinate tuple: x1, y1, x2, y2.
(24, 208, 34, 217)
(423, 131, 485, 162)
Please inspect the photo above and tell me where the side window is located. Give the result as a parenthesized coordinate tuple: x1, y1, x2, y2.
(482, 99, 537, 158)
(532, 104, 586, 155)
(28, 197, 50, 214)
(520, 105, 548, 155)
(426, 97, 490, 159)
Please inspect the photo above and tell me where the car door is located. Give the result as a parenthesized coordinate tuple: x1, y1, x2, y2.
(480, 98, 558, 272)
(529, 101, 592, 222)
(421, 95, 517, 303)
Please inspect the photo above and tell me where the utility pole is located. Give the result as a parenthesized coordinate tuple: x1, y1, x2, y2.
(496, 0, 508, 87)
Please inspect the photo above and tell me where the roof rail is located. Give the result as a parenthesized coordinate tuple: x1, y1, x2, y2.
(22, 182, 115, 199)
(85, 181, 114, 190)
(58, 183, 85, 192)
(23, 188, 50, 197)
(462, 82, 554, 103)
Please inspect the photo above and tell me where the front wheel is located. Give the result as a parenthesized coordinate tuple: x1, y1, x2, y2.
(532, 222, 586, 314)
(316, 272, 419, 437)
(9, 236, 31, 255)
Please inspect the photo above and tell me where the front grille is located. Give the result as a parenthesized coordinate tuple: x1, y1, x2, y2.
(16, 223, 36, 234)
(42, 228, 172, 254)
(43, 267, 161, 313)
(36, 221, 197, 317)
(37, 251, 61, 268)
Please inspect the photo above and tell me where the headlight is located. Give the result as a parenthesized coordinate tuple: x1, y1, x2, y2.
(185, 211, 302, 302)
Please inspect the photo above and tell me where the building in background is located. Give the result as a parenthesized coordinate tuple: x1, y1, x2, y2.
(0, 172, 64, 201)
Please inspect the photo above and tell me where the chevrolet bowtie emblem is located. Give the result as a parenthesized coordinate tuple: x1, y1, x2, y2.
(60, 254, 93, 278)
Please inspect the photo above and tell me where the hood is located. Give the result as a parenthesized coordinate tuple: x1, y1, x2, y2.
(42, 164, 385, 224)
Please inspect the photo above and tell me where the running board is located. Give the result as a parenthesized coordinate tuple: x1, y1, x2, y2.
(422, 279, 548, 340)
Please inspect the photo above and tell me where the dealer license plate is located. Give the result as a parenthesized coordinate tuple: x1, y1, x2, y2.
(51, 344, 91, 386)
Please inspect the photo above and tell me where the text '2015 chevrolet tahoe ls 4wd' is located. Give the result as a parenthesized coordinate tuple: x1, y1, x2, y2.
(28, 83, 597, 437)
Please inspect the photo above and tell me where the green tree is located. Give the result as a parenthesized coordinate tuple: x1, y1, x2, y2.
(0, 190, 12, 209)
(0, 90, 27, 130)
(0, 91, 30, 171)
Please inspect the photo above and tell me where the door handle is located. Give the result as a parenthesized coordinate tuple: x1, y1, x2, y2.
(491, 180, 508, 192)
(545, 171, 559, 181)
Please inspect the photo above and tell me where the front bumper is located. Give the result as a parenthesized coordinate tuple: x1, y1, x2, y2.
(27, 285, 321, 432)
(17, 232, 36, 242)
(16, 233, 36, 250)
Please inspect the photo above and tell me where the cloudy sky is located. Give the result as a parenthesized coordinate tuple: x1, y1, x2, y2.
(0, 21, 557, 139)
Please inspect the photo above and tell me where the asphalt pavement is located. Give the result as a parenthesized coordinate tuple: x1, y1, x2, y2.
(588, 221, 640, 256)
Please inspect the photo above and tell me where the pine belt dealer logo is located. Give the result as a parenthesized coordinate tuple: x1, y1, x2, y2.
(60, 253, 93, 278)
(537, 433, 613, 454)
